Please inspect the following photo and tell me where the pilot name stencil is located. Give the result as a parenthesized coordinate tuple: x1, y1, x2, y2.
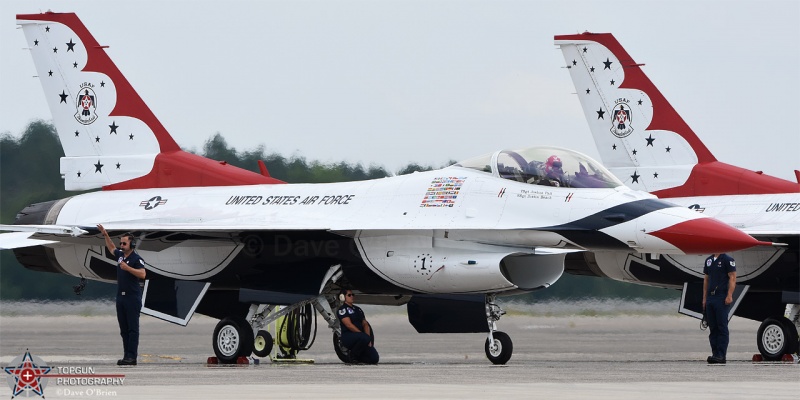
(517, 189, 552, 200)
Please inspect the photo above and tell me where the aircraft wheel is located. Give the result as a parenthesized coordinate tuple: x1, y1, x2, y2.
(485, 331, 513, 365)
(757, 317, 798, 361)
(213, 317, 254, 364)
(332, 328, 375, 363)
(332, 331, 351, 363)
(253, 330, 274, 358)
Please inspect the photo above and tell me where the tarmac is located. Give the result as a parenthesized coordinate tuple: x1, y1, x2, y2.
(1, 303, 798, 399)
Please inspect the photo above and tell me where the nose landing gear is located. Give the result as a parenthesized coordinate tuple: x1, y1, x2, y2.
(484, 294, 512, 364)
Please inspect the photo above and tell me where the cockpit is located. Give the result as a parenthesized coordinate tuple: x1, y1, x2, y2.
(452, 146, 623, 189)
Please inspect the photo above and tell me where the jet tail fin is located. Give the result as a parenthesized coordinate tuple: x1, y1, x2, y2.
(17, 12, 283, 190)
(555, 33, 799, 196)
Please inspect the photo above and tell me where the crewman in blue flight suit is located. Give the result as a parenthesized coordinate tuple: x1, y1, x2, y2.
(703, 253, 736, 364)
(336, 289, 379, 364)
(98, 224, 147, 366)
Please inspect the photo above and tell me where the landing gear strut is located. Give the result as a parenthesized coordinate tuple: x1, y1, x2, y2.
(484, 294, 512, 364)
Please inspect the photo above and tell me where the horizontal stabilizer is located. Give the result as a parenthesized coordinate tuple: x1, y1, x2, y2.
(0, 232, 57, 250)
(0, 224, 88, 236)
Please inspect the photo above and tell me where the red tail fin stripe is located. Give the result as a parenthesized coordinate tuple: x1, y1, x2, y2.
(17, 12, 180, 153)
(555, 32, 716, 164)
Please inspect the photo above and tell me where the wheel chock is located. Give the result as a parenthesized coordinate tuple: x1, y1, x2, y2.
(751, 354, 799, 363)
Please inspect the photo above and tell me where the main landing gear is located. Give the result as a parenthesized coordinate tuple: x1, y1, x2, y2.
(756, 304, 799, 361)
(211, 296, 333, 364)
(212, 317, 254, 363)
(484, 294, 513, 365)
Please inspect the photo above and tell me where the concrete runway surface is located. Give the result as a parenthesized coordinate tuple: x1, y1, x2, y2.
(1, 305, 797, 399)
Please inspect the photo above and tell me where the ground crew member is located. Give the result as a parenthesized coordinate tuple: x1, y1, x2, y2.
(98, 225, 146, 366)
(336, 290, 379, 364)
(703, 253, 736, 364)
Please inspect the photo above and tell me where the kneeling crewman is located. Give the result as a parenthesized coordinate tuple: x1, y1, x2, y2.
(337, 289, 379, 364)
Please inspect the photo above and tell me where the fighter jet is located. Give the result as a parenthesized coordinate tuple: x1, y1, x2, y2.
(555, 32, 800, 361)
(0, 13, 774, 365)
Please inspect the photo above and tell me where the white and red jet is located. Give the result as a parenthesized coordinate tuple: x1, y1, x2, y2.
(556, 32, 800, 361)
(0, 13, 775, 365)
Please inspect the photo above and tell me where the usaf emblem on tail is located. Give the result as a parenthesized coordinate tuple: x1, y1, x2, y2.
(74, 83, 98, 125)
(610, 99, 633, 138)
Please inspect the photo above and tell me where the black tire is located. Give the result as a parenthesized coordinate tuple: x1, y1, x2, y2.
(782, 317, 800, 355)
(485, 331, 513, 365)
(332, 331, 351, 363)
(253, 330, 274, 358)
(757, 317, 797, 361)
(333, 326, 376, 364)
(212, 317, 254, 364)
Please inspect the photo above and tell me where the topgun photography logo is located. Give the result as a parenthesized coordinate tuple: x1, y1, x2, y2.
(4, 350, 50, 398)
(5, 350, 125, 398)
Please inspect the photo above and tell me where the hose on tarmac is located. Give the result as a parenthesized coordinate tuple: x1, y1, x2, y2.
(279, 303, 317, 351)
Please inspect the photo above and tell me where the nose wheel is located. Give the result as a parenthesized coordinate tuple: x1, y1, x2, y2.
(484, 294, 512, 364)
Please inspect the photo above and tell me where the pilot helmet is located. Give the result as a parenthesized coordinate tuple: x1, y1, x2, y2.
(545, 155, 563, 177)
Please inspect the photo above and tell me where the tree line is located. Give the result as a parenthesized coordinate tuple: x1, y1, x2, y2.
(0, 121, 677, 301)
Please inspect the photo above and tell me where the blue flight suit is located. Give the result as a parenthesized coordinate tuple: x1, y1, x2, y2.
(114, 249, 145, 361)
(704, 253, 736, 360)
(336, 304, 379, 364)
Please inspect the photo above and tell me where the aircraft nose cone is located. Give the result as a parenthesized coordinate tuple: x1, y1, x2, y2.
(648, 218, 772, 254)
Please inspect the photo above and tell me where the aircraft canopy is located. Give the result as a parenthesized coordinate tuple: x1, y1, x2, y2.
(453, 146, 623, 189)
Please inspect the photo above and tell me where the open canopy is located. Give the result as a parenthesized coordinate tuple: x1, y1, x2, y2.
(453, 146, 623, 189)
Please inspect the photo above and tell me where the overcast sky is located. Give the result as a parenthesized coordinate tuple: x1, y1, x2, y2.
(2, 0, 798, 180)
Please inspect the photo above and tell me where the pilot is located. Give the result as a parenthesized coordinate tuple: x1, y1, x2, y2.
(98, 224, 147, 366)
(538, 155, 566, 187)
(702, 253, 736, 364)
(336, 289, 379, 364)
